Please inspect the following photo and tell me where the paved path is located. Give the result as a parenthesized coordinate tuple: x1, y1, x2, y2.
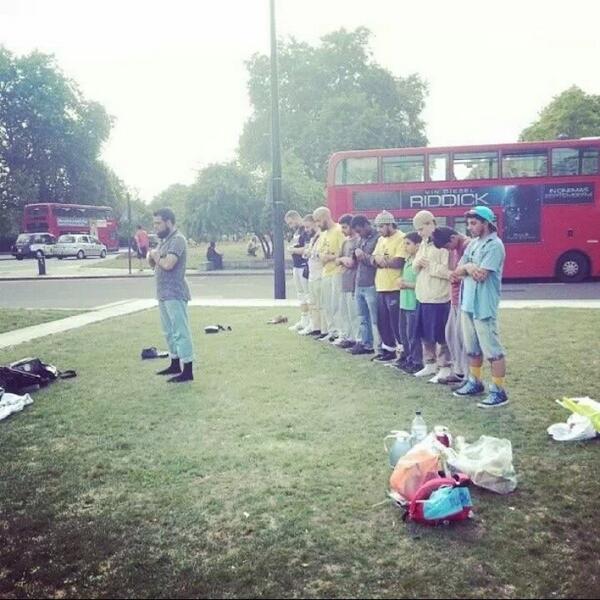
(1, 298, 599, 350)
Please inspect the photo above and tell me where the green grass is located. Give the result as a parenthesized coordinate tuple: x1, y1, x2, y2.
(97, 241, 266, 269)
(0, 308, 84, 335)
(0, 307, 599, 598)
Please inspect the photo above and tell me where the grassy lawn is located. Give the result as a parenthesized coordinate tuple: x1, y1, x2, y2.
(0, 308, 84, 335)
(97, 241, 266, 269)
(0, 307, 598, 598)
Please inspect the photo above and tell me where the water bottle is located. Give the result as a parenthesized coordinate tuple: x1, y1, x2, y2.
(411, 410, 428, 443)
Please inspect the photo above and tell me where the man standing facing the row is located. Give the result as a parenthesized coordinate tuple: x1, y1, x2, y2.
(149, 208, 194, 383)
(285, 210, 311, 333)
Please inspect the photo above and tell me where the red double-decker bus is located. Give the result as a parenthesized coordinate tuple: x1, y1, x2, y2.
(22, 203, 119, 251)
(327, 138, 600, 282)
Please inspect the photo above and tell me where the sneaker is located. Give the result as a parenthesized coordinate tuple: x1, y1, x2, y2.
(414, 363, 438, 378)
(437, 373, 465, 385)
(348, 344, 374, 355)
(477, 385, 509, 408)
(327, 334, 339, 343)
(308, 330, 322, 337)
(317, 333, 329, 340)
(336, 340, 355, 349)
(288, 321, 303, 332)
(372, 351, 396, 363)
(453, 378, 485, 397)
(428, 366, 452, 384)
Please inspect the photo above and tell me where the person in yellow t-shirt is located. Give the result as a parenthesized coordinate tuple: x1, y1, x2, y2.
(313, 206, 345, 341)
(370, 210, 406, 362)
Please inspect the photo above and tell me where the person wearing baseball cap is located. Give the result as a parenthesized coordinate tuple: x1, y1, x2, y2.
(370, 210, 406, 362)
(451, 206, 509, 408)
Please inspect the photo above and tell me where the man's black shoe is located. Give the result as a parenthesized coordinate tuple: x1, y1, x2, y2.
(157, 358, 181, 375)
(336, 340, 354, 349)
(308, 330, 322, 337)
(372, 351, 396, 363)
(348, 344, 374, 355)
(167, 361, 193, 383)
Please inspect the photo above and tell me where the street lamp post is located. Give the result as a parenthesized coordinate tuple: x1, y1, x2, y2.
(127, 193, 132, 275)
(270, 0, 286, 299)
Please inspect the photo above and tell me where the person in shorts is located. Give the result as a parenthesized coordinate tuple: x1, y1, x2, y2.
(451, 206, 509, 408)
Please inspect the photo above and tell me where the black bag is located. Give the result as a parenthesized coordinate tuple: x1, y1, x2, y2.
(0, 357, 76, 394)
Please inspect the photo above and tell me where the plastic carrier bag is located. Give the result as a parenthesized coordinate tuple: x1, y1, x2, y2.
(444, 435, 517, 494)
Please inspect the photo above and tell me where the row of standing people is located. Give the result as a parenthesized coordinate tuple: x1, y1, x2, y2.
(284, 205, 508, 408)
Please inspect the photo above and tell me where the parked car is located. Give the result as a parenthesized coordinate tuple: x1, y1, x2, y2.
(11, 233, 57, 260)
(54, 234, 107, 259)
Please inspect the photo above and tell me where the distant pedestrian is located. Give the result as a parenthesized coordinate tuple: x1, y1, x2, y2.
(134, 225, 149, 272)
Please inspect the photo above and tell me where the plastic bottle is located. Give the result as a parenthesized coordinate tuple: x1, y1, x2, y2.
(411, 410, 428, 443)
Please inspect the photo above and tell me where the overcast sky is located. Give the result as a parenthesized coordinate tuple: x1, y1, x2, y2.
(1, 0, 599, 201)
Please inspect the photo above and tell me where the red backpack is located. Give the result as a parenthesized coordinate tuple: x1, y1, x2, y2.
(405, 473, 473, 526)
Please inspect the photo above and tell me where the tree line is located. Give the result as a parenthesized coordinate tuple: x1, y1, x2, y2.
(2, 30, 599, 254)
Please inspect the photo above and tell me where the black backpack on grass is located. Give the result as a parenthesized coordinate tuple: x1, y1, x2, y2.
(0, 357, 76, 395)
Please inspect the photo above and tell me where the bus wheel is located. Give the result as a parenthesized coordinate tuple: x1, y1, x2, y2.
(557, 251, 590, 283)
(77, 250, 85, 260)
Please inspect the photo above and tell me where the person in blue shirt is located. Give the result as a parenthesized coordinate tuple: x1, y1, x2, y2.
(451, 206, 509, 408)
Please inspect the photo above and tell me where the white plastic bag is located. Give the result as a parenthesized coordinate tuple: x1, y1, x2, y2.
(547, 413, 597, 442)
(444, 435, 517, 494)
(0, 392, 34, 422)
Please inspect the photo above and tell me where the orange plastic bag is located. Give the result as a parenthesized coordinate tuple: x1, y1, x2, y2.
(389, 448, 441, 503)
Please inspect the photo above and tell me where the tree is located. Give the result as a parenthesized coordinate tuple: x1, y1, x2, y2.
(186, 162, 264, 248)
(520, 86, 600, 141)
(0, 47, 116, 244)
(239, 28, 428, 181)
(149, 184, 191, 234)
(185, 158, 323, 258)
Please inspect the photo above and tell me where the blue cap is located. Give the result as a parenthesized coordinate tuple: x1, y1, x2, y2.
(465, 206, 496, 223)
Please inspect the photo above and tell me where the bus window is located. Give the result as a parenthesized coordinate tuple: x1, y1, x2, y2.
(334, 157, 378, 185)
(552, 148, 579, 176)
(502, 150, 548, 178)
(25, 205, 48, 216)
(382, 155, 424, 183)
(452, 152, 498, 180)
(428, 154, 448, 181)
(581, 148, 599, 175)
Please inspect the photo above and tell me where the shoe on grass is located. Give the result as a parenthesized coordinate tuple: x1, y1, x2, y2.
(348, 344, 374, 355)
(414, 363, 438, 378)
(453, 377, 485, 397)
(477, 384, 509, 408)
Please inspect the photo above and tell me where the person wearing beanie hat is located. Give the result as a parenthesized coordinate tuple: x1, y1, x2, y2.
(370, 211, 406, 362)
(411, 210, 452, 383)
(451, 207, 509, 408)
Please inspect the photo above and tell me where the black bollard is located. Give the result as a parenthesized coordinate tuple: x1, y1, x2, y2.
(37, 254, 46, 276)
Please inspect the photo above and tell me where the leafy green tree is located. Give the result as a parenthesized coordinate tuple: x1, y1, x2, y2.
(0, 47, 116, 243)
(520, 86, 600, 141)
(149, 184, 191, 234)
(239, 27, 428, 180)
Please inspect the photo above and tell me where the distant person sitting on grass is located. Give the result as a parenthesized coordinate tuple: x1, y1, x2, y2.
(247, 236, 259, 257)
(206, 241, 223, 270)
(148, 207, 194, 383)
